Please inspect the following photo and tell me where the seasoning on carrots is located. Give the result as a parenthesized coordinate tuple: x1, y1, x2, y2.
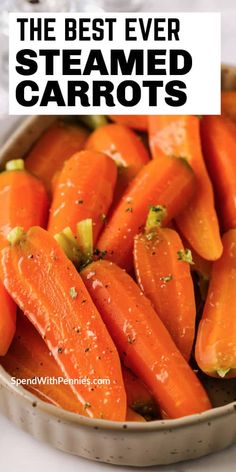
(0, 226, 126, 421)
(81, 260, 211, 419)
(97, 154, 196, 271)
(195, 229, 236, 378)
(48, 150, 117, 245)
(134, 207, 196, 361)
(86, 123, 149, 203)
(25, 121, 89, 193)
(148, 115, 222, 261)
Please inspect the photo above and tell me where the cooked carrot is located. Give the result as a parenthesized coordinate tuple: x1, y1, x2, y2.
(122, 366, 158, 419)
(0, 159, 48, 355)
(109, 115, 148, 131)
(25, 121, 88, 193)
(86, 123, 150, 203)
(126, 408, 146, 422)
(81, 260, 211, 419)
(0, 226, 126, 421)
(201, 115, 236, 232)
(148, 115, 222, 261)
(0, 281, 16, 356)
(221, 91, 236, 122)
(1, 311, 85, 414)
(48, 150, 117, 245)
(0, 159, 48, 238)
(97, 154, 196, 270)
(134, 211, 196, 361)
(195, 230, 236, 378)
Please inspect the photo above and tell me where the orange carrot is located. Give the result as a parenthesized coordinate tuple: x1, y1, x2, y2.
(97, 154, 196, 270)
(126, 408, 146, 422)
(221, 91, 236, 122)
(0, 226, 126, 421)
(0, 281, 16, 356)
(48, 150, 117, 245)
(86, 123, 149, 202)
(134, 213, 196, 361)
(195, 230, 236, 378)
(148, 115, 222, 261)
(26, 122, 88, 193)
(0, 159, 48, 238)
(201, 115, 236, 232)
(0, 159, 48, 355)
(1, 311, 86, 414)
(81, 260, 211, 419)
(122, 366, 158, 419)
(109, 115, 148, 131)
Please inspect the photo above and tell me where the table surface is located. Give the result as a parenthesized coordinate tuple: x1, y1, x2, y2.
(0, 1, 236, 470)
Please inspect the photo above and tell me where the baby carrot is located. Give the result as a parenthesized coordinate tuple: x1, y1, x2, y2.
(0, 280, 16, 356)
(201, 115, 236, 231)
(81, 260, 211, 419)
(148, 115, 222, 261)
(0, 159, 48, 238)
(97, 154, 196, 270)
(48, 150, 117, 245)
(0, 226, 126, 421)
(0, 159, 48, 355)
(109, 115, 148, 131)
(126, 408, 146, 422)
(86, 123, 149, 202)
(195, 230, 236, 378)
(1, 311, 85, 414)
(25, 122, 88, 193)
(134, 209, 196, 361)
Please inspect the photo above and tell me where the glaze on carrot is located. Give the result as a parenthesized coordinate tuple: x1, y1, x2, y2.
(81, 260, 211, 419)
(97, 154, 196, 270)
(86, 123, 149, 202)
(148, 115, 222, 261)
(48, 150, 117, 245)
(134, 221, 196, 361)
(195, 230, 236, 378)
(201, 115, 236, 232)
(109, 115, 148, 131)
(26, 122, 88, 193)
(0, 226, 126, 421)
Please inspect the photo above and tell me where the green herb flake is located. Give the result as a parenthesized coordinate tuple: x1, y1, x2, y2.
(69, 287, 78, 299)
(125, 207, 133, 213)
(75, 199, 84, 205)
(177, 249, 194, 265)
(217, 368, 230, 378)
(58, 347, 63, 354)
(160, 275, 173, 283)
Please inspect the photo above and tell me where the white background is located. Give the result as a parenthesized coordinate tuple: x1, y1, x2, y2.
(9, 12, 220, 115)
(0, 0, 236, 471)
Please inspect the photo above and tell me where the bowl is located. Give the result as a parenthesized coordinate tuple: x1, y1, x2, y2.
(0, 66, 236, 467)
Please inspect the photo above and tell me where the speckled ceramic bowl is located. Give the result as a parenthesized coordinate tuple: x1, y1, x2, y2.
(0, 66, 236, 467)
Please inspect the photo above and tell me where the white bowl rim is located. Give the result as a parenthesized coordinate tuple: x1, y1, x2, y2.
(1, 365, 235, 432)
